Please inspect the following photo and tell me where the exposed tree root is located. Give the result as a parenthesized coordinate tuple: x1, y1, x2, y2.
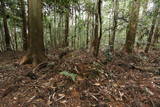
(20, 52, 47, 67)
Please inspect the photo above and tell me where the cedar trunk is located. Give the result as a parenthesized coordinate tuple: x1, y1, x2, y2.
(153, 27, 159, 44)
(3, 17, 11, 51)
(63, 6, 70, 47)
(86, 13, 90, 49)
(109, 0, 119, 52)
(20, 0, 28, 51)
(145, 6, 159, 53)
(90, 0, 102, 57)
(20, 0, 46, 66)
(1, 1, 11, 51)
(123, 0, 140, 53)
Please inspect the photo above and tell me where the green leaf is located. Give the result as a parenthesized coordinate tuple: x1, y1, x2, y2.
(60, 71, 77, 81)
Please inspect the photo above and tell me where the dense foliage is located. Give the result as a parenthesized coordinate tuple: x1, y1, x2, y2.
(0, 0, 159, 52)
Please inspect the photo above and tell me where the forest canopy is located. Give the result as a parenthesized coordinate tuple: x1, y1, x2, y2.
(0, 0, 159, 56)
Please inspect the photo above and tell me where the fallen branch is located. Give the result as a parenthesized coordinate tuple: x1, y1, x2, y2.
(133, 66, 160, 72)
(1, 85, 20, 98)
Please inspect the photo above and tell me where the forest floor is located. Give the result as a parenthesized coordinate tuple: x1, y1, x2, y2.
(0, 49, 160, 107)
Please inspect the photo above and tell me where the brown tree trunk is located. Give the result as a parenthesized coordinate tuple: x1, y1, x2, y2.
(3, 18, 11, 51)
(20, 0, 46, 66)
(123, 0, 140, 53)
(145, 21, 156, 53)
(74, 10, 77, 49)
(153, 27, 159, 44)
(109, 0, 119, 52)
(13, 21, 18, 50)
(1, 1, 11, 51)
(53, 7, 58, 48)
(136, 0, 149, 49)
(49, 22, 53, 48)
(152, 14, 160, 48)
(90, 0, 102, 57)
(57, 14, 62, 47)
(86, 13, 90, 49)
(20, 0, 28, 51)
(63, 6, 70, 47)
(145, 5, 159, 53)
(0, 22, 5, 51)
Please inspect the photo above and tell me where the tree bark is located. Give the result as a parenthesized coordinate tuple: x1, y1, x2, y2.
(1, 1, 12, 51)
(152, 13, 160, 48)
(145, 5, 159, 53)
(109, 0, 119, 52)
(86, 13, 90, 49)
(20, 0, 28, 51)
(153, 26, 159, 44)
(123, 0, 140, 53)
(136, 0, 149, 49)
(63, 5, 70, 47)
(20, 0, 46, 66)
(0, 22, 5, 51)
(74, 10, 77, 49)
(49, 22, 54, 48)
(90, 0, 102, 57)
(14, 21, 18, 50)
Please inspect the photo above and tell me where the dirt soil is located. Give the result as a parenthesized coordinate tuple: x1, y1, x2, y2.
(0, 50, 160, 107)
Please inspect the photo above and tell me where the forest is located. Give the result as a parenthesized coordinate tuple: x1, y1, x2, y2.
(0, 0, 160, 106)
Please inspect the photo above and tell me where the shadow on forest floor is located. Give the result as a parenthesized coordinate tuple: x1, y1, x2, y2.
(0, 50, 160, 107)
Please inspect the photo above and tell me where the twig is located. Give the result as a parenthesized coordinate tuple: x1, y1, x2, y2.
(55, 95, 65, 102)
(145, 87, 154, 95)
(90, 94, 98, 101)
(27, 96, 36, 103)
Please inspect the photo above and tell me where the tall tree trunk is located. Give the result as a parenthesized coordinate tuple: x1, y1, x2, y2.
(63, 6, 70, 47)
(49, 22, 53, 48)
(136, 0, 149, 49)
(109, 0, 119, 52)
(152, 13, 160, 48)
(74, 10, 77, 49)
(123, 0, 140, 53)
(86, 13, 90, 49)
(53, 7, 57, 48)
(71, 7, 74, 48)
(90, 0, 102, 57)
(1, 1, 11, 51)
(153, 26, 159, 44)
(20, 0, 28, 51)
(20, 0, 46, 66)
(0, 22, 5, 51)
(145, 5, 159, 53)
(14, 21, 18, 50)
(3, 17, 11, 51)
(57, 14, 62, 47)
(145, 20, 157, 53)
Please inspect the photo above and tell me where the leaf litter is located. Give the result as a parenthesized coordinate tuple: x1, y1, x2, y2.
(0, 50, 160, 107)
